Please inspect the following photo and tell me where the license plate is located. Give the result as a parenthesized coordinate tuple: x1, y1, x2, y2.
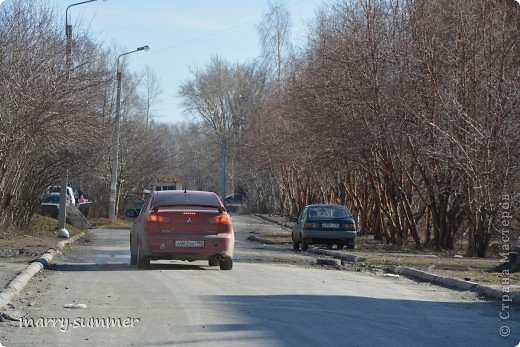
(322, 223, 339, 228)
(175, 240, 204, 248)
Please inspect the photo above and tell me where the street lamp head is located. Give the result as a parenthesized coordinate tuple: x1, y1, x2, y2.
(66, 0, 108, 26)
(137, 45, 150, 52)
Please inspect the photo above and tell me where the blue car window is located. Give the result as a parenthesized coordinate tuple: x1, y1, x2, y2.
(308, 206, 351, 219)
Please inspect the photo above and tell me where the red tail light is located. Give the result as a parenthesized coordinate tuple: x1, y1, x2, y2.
(214, 212, 232, 225)
(147, 214, 170, 223)
(304, 222, 320, 229)
(341, 223, 356, 230)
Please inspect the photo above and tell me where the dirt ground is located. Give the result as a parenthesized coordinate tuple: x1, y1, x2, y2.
(0, 216, 132, 259)
(0, 215, 84, 261)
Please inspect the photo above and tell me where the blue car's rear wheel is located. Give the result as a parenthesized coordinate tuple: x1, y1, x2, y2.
(301, 237, 309, 251)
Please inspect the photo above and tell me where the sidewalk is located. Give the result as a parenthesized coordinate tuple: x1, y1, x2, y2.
(0, 261, 29, 297)
(0, 233, 85, 311)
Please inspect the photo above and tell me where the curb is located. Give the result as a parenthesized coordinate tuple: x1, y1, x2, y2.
(316, 258, 341, 266)
(386, 265, 519, 303)
(255, 214, 293, 229)
(247, 235, 276, 245)
(0, 232, 85, 310)
(247, 235, 290, 245)
(310, 248, 366, 263)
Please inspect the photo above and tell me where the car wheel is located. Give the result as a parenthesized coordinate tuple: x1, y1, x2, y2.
(130, 236, 137, 266)
(336, 242, 345, 250)
(220, 258, 233, 270)
(301, 237, 309, 251)
(347, 240, 355, 249)
(208, 258, 219, 266)
(137, 242, 150, 269)
(292, 240, 300, 251)
(130, 249, 137, 266)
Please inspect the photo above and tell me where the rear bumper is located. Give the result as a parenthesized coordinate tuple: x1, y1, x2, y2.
(140, 232, 234, 261)
(303, 230, 356, 241)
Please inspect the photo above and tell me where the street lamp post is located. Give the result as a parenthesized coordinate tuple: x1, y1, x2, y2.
(58, 0, 104, 238)
(108, 46, 150, 222)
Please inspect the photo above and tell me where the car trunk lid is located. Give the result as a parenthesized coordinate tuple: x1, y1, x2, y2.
(145, 205, 228, 234)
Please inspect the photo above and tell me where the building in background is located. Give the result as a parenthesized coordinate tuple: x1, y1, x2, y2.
(153, 175, 184, 191)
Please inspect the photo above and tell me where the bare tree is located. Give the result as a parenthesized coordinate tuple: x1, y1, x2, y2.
(0, 0, 110, 227)
(257, 0, 292, 87)
(179, 56, 267, 198)
(140, 65, 163, 129)
(243, 0, 519, 256)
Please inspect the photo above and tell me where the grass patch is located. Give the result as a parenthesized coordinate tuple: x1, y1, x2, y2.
(0, 214, 82, 239)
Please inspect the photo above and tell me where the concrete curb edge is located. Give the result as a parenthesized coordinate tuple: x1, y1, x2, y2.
(310, 248, 366, 263)
(254, 214, 293, 229)
(0, 232, 85, 310)
(386, 265, 518, 303)
(247, 235, 293, 245)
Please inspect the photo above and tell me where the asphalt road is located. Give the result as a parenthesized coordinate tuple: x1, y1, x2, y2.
(1, 215, 518, 346)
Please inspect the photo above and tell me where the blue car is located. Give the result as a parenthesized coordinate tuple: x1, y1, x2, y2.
(292, 204, 357, 251)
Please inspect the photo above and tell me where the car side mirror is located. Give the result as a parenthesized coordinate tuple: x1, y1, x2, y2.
(125, 209, 139, 218)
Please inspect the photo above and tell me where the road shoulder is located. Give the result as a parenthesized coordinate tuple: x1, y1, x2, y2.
(254, 213, 519, 303)
(0, 233, 85, 311)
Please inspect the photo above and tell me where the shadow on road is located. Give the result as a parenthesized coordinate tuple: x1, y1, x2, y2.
(155, 294, 520, 347)
(46, 262, 210, 272)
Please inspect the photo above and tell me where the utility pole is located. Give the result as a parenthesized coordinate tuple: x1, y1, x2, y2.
(108, 46, 150, 222)
(58, 0, 105, 238)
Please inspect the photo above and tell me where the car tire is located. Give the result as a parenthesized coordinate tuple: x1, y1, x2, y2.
(292, 240, 300, 251)
(347, 240, 355, 249)
(130, 237, 137, 266)
(301, 237, 309, 251)
(130, 249, 137, 266)
(208, 258, 219, 267)
(220, 258, 233, 270)
(336, 242, 345, 250)
(137, 242, 150, 269)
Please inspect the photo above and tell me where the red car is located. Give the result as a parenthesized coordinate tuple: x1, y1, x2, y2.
(126, 190, 234, 270)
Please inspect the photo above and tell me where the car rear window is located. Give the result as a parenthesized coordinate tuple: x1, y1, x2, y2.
(154, 193, 220, 207)
(44, 195, 60, 203)
(307, 206, 351, 219)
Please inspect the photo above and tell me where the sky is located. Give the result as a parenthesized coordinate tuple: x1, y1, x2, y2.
(41, 0, 326, 124)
